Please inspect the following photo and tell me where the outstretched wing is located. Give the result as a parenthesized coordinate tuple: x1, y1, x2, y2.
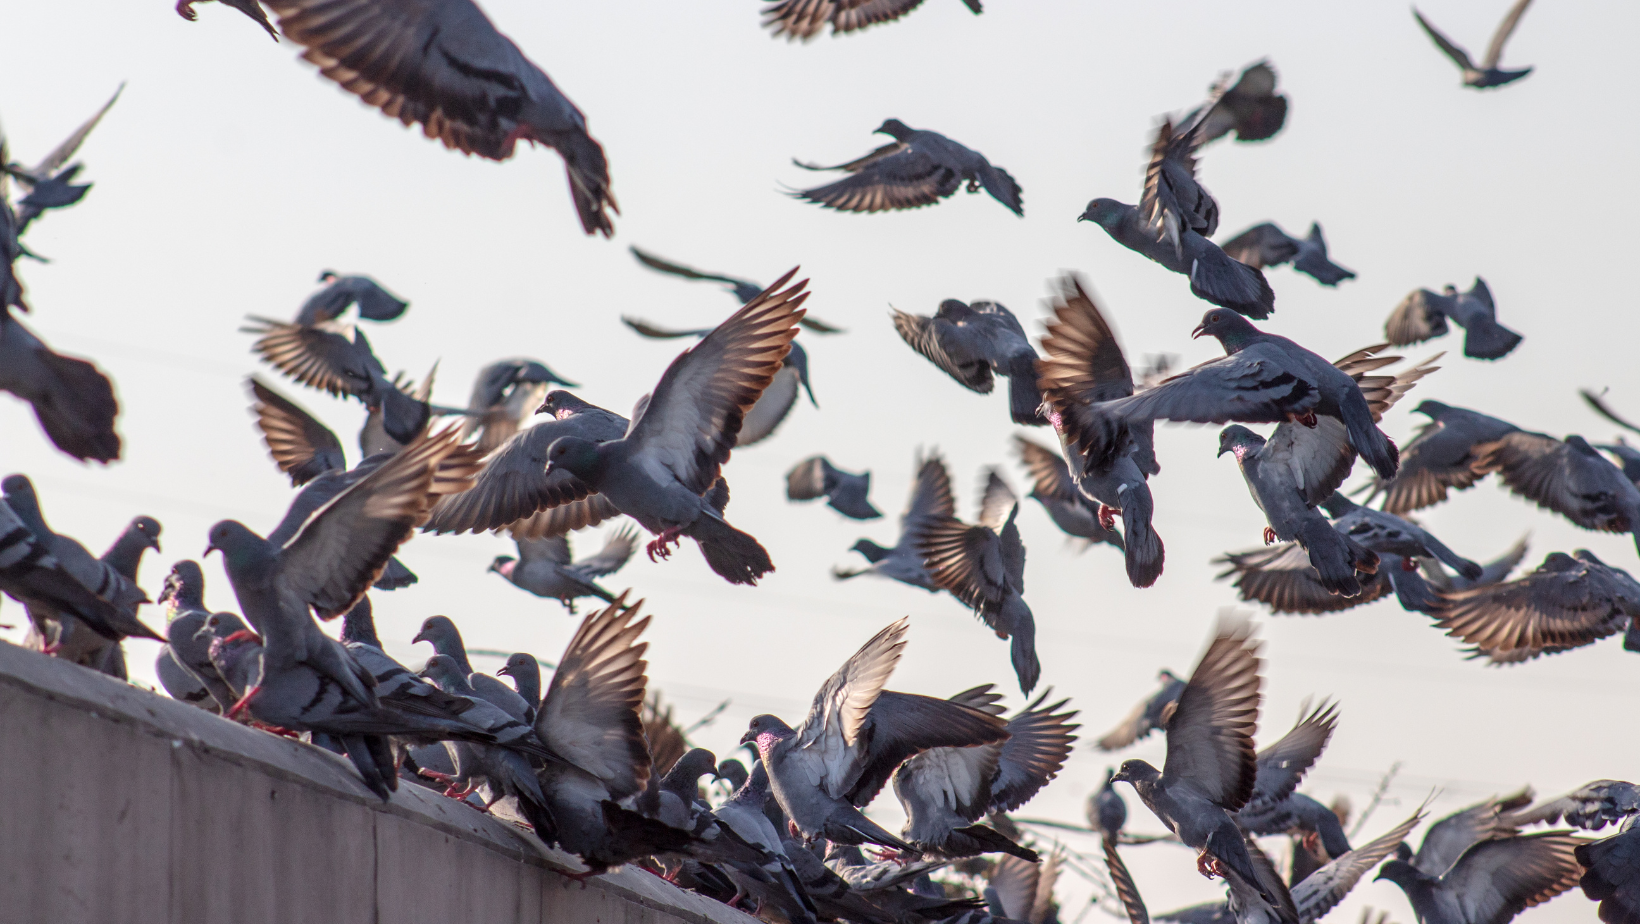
(248, 377, 346, 486)
(794, 147, 960, 212)
(1414, 9, 1475, 70)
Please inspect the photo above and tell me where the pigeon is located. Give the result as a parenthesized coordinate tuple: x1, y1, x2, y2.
(1014, 435, 1125, 552)
(823, 841, 955, 893)
(539, 272, 809, 586)
(411, 615, 532, 718)
(1472, 433, 1640, 553)
(424, 389, 629, 539)
(1235, 703, 1352, 861)
(417, 653, 555, 818)
(1142, 108, 1220, 262)
(1092, 768, 1129, 839)
(1419, 535, 1530, 593)
(1363, 401, 1521, 514)
(156, 641, 217, 711)
(793, 120, 1022, 216)
(496, 653, 543, 718)
(1574, 818, 1640, 924)
(1082, 310, 1406, 483)
(1220, 223, 1356, 287)
(893, 687, 1078, 859)
(1097, 669, 1186, 751)
(1506, 781, 1640, 831)
(1433, 549, 1640, 663)
(1386, 279, 1522, 361)
(38, 514, 163, 677)
(918, 470, 1042, 693)
(620, 316, 819, 447)
(984, 851, 1062, 924)
(786, 456, 882, 520)
(892, 299, 1044, 426)
(1186, 60, 1290, 145)
(762, 0, 982, 40)
(4, 84, 122, 238)
(740, 616, 1009, 851)
(628, 247, 845, 332)
(260, 0, 615, 235)
(1375, 829, 1583, 924)
(1111, 616, 1298, 917)
(1079, 199, 1274, 319)
(155, 561, 241, 712)
(0, 309, 121, 462)
(1414, 0, 1535, 89)
(488, 524, 638, 613)
(1216, 534, 1447, 617)
(175, 0, 278, 38)
(1322, 493, 1480, 578)
(459, 359, 579, 456)
(0, 494, 128, 651)
(292, 271, 408, 326)
(1035, 274, 1165, 586)
(835, 451, 954, 591)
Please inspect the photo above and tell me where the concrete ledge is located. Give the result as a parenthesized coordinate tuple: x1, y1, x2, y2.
(0, 640, 755, 924)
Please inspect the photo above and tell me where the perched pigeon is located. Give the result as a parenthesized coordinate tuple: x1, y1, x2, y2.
(412, 615, 532, 718)
(0, 309, 121, 462)
(711, 761, 818, 924)
(261, 0, 616, 235)
(740, 616, 1009, 851)
(762, 0, 981, 40)
(540, 272, 810, 585)
(1111, 616, 1298, 917)
(918, 471, 1042, 693)
(1235, 703, 1352, 861)
(496, 653, 543, 717)
(459, 359, 579, 456)
(1014, 435, 1125, 552)
(1097, 669, 1186, 751)
(488, 525, 638, 613)
(835, 451, 954, 591)
(1186, 60, 1290, 145)
(175, 0, 279, 39)
(892, 299, 1044, 426)
(893, 687, 1078, 859)
(1092, 768, 1129, 839)
(786, 456, 881, 520)
(1375, 829, 1583, 924)
(1414, 0, 1535, 89)
(1386, 279, 1522, 361)
(1506, 781, 1640, 831)
(155, 561, 241, 712)
(793, 120, 1022, 216)
(1574, 818, 1640, 924)
(1471, 433, 1640, 553)
(1035, 275, 1165, 586)
(0, 494, 128, 650)
(1363, 401, 1521, 514)
(1433, 549, 1640, 663)
(418, 653, 555, 818)
(36, 514, 164, 677)
(1079, 199, 1274, 319)
(1221, 223, 1356, 287)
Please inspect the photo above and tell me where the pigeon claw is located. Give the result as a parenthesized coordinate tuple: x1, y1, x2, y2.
(1098, 504, 1121, 531)
(1197, 849, 1222, 880)
(645, 528, 684, 563)
(1286, 409, 1319, 429)
(1262, 526, 1278, 545)
(1401, 556, 1419, 572)
(225, 684, 262, 720)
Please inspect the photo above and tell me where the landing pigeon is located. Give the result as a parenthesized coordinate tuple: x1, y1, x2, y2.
(786, 456, 882, 520)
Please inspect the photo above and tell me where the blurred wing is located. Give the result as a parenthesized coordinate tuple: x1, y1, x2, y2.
(795, 147, 960, 212)
(1161, 618, 1261, 810)
(1221, 224, 1298, 270)
(26, 84, 123, 180)
(787, 456, 830, 500)
(1103, 838, 1151, 924)
(1440, 832, 1583, 924)
(572, 524, 639, 578)
(1217, 541, 1392, 615)
(990, 693, 1079, 812)
(507, 494, 622, 539)
(1482, 0, 1534, 68)
(629, 246, 758, 292)
(1015, 435, 1079, 502)
(248, 377, 346, 486)
(537, 595, 652, 797)
(901, 452, 958, 537)
(1294, 808, 1426, 924)
(1580, 389, 1640, 435)
(621, 316, 712, 340)
(1037, 273, 1136, 406)
(735, 365, 800, 447)
(977, 470, 1018, 531)
(792, 140, 908, 172)
(892, 308, 995, 393)
(425, 415, 624, 534)
(242, 316, 380, 398)
(1245, 701, 1337, 812)
(831, 0, 930, 34)
(1435, 564, 1628, 664)
(1414, 9, 1475, 69)
(516, 534, 572, 565)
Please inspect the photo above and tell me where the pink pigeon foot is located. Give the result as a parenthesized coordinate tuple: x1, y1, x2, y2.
(226, 684, 262, 720)
(1262, 527, 1278, 545)
(646, 528, 684, 562)
(1098, 504, 1121, 531)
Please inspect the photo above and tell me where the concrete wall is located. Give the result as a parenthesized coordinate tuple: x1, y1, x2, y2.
(0, 640, 756, 924)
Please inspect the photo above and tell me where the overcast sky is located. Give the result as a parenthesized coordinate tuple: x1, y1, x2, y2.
(3, 0, 1638, 920)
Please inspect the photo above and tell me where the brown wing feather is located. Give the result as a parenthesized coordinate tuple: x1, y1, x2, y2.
(1161, 618, 1261, 810)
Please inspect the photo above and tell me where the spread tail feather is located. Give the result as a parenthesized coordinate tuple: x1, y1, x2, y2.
(30, 348, 121, 462)
(687, 516, 774, 586)
(1461, 319, 1523, 360)
(1119, 485, 1164, 588)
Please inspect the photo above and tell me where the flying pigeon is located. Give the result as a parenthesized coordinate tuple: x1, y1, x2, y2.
(740, 616, 1009, 851)
(1079, 199, 1274, 319)
(1014, 435, 1125, 553)
(1575, 818, 1639, 924)
(175, 0, 278, 39)
(892, 299, 1044, 426)
(1186, 60, 1290, 145)
(1375, 829, 1583, 924)
(835, 451, 954, 591)
(459, 359, 579, 455)
(1418, 534, 1530, 592)
(786, 456, 882, 520)
(1220, 223, 1356, 287)
(1471, 433, 1640, 553)
(4, 84, 122, 239)
(1097, 669, 1186, 752)
(1235, 703, 1352, 861)
(762, 0, 982, 40)
(628, 247, 845, 334)
(1433, 549, 1640, 663)
(0, 309, 121, 462)
(1142, 108, 1220, 262)
(1414, 0, 1535, 89)
(488, 524, 638, 613)
(1362, 400, 1521, 514)
(1505, 781, 1640, 831)
(793, 120, 1022, 216)
(1386, 279, 1522, 361)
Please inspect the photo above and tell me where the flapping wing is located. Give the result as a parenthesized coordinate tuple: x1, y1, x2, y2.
(1440, 832, 1583, 924)
(1015, 435, 1078, 502)
(24, 84, 123, 181)
(242, 316, 380, 398)
(506, 494, 622, 539)
(1386, 290, 1452, 347)
(516, 534, 572, 566)
(901, 451, 958, 538)
(1142, 118, 1218, 255)
(794, 147, 960, 212)
(1475, 433, 1639, 532)
(1580, 389, 1640, 435)
(787, 456, 831, 500)
(735, 364, 800, 447)
(536, 594, 652, 797)
(797, 616, 908, 755)
(894, 739, 1003, 831)
(847, 688, 1010, 808)
(571, 524, 639, 579)
(831, 0, 934, 34)
(1482, 0, 1535, 69)
(1216, 542, 1393, 615)
(1037, 273, 1135, 407)
(991, 852, 1045, 923)
(977, 470, 1017, 531)
(1294, 808, 1426, 924)
(621, 316, 712, 340)
(1221, 224, 1299, 270)
(628, 246, 760, 296)
(893, 306, 995, 392)
(990, 692, 1079, 812)
(1434, 559, 1630, 664)
(1244, 701, 1337, 813)
(248, 378, 346, 486)
(625, 270, 807, 495)
(1415, 795, 1523, 877)
(793, 139, 908, 173)
(1413, 9, 1475, 70)
(920, 517, 1011, 618)
(1094, 346, 1319, 445)
(1104, 838, 1151, 924)
(1161, 616, 1261, 811)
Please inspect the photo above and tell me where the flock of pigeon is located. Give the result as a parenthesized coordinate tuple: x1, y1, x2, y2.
(2, 0, 1637, 923)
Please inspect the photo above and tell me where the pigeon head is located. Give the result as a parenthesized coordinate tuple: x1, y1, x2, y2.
(537, 389, 592, 418)
(1078, 198, 1127, 228)
(1565, 435, 1600, 456)
(417, 653, 472, 694)
(340, 596, 379, 648)
(317, 269, 339, 283)
(159, 560, 206, 611)
(740, 714, 796, 756)
(716, 758, 750, 792)
(1217, 425, 1266, 461)
(936, 298, 975, 320)
(1540, 552, 1580, 572)
(662, 747, 721, 793)
(851, 538, 892, 563)
(496, 653, 543, 704)
(1110, 758, 1160, 792)
(204, 520, 268, 569)
(412, 615, 460, 651)
(875, 119, 914, 140)
(544, 436, 602, 481)
(1373, 851, 1425, 888)
(496, 652, 535, 680)
(1411, 399, 1451, 418)
(786, 340, 818, 407)
(129, 516, 163, 552)
(1192, 309, 1260, 351)
(1157, 668, 1180, 683)
(488, 556, 518, 578)
(1, 474, 45, 527)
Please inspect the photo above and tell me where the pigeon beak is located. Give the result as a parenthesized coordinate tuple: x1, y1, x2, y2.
(1076, 214, 1089, 222)
(496, 665, 512, 678)
(738, 729, 756, 746)
(1216, 445, 1230, 457)
(149, 537, 163, 553)
(1190, 324, 1207, 339)
(411, 631, 428, 645)
(203, 542, 219, 558)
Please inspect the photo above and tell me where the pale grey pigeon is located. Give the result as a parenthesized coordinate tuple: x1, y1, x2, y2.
(261, 0, 615, 235)
(835, 451, 953, 591)
(489, 525, 637, 613)
(763, 0, 982, 40)
(793, 120, 1022, 216)
(1097, 669, 1185, 751)
(459, 359, 579, 455)
(740, 617, 1009, 851)
(540, 272, 810, 585)
(1235, 703, 1352, 861)
(1363, 400, 1521, 514)
(1386, 279, 1522, 360)
(1375, 830, 1583, 924)
(1472, 433, 1640, 553)
(294, 271, 408, 326)
(786, 456, 882, 520)
(1574, 818, 1639, 924)
(175, 0, 278, 39)
(1433, 549, 1640, 663)
(892, 299, 1044, 426)
(412, 615, 531, 719)
(156, 643, 216, 711)
(1079, 199, 1274, 319)
(0, 309, 120, 462)
(1186, 60, 1289, 145)
(156, 561, 240, 712)
(1221, 223, 1355, 287)
(1414, 0, 1535, 89)
(418, 653, 555, 818)
(1014, 434, 1125, 553)
(1506, 781, 1640, 831)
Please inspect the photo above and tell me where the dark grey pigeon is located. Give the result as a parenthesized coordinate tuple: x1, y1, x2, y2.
(740, 617, 1009, 851)
(1386, 279, 1522, 360)
(1014, 435, 1125, 553)
(412, 615, 531, 718)
(1079, 199, 1274, 319)
(835, 451, 953, 591)
(4, 84, 122, 238)
(175, 0, 279, 39)
(1375, 830, 1582, 924)
(1142, 109, 1220, 261)
(892, 299, 1044, 426)
(156, 561, 240, 712)
(786, 456, 882, 520)
(763, 0, 981, 40)
(1235, 703, 1352, 862)
(43, 514, 164, 678)
(1419, 534, 1530, 592)
(1414, 0, 1535, 89)
(0, 494, 128, 649)
(793, 120, 1021, 216)
(418, 653, 555, 817)
(1080, 310, 1406, 482)
(1363, 400, 1521, 514)
(261, 0, 615, 235)
(1321, 493, 1482, 580)
(294, 271, 408, 326)
(629, 247, 845, 332)
(1186, 60, 1289, 145)
(1092, 768, 1129, 839)
(0, 309, 120, 462)
(489, 525, 637, 613)
(496, 653, 542, 716)
(1218, 540, 1442, 616)
(1472, 433, 1640, 553)
(918, 471, 1042, 693)
(1036, 275, 1164, 586)
(1220, 223, 1355, 287)
(541, 273, 810, 586)
(1097, 669, 1185, 751)
(713, 762, 821, 924)
(1506, 781, 1639, 831)
(460, 359, 579, 455)
(1111, 616, 1299, 919)
(13, 164, 92, 238)
(1575, 818, 1639, 924)
(1433, 549, 1640, 664)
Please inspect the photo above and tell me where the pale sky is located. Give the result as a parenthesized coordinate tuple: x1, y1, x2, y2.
(3, 1, 1637, 921)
